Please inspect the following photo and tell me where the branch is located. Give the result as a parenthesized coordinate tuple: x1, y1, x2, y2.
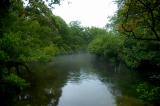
(149, 9, 160, 40)
(131, 31, 160, 41)
(121, 24, 160, 41)
(121, 0, 160, 41)
(136, 0, 160, 40)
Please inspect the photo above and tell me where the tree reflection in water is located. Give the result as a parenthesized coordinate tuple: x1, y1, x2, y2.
(12, 53, 144, 106)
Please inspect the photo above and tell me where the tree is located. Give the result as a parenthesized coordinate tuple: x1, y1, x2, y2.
(107, 0, 159, 67)
(116, 0, 160, 41)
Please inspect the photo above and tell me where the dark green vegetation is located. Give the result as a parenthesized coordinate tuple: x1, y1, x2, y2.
(0, 0, 160, 106)
(89, 0, 160, 105)
(5, 54, 146, 106)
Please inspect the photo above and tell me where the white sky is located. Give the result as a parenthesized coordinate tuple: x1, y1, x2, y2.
(52, 0, 117, 28)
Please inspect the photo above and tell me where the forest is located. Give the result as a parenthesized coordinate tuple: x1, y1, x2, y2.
(0, 0, 160, 106)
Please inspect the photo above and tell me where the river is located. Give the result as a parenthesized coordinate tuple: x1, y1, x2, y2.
(13, 53, 144, 106)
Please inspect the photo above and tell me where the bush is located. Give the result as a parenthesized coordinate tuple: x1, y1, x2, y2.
(136, 83, 160, 102)
(88, 32, 123, 60)
(4, 73, 30, 89)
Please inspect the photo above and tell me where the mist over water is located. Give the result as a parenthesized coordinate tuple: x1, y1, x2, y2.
(14, 53, 141, 106)
(51, 53, 95, 66)
(50, 53, 116, 106)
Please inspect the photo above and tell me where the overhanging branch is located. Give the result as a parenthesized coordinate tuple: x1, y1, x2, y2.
(121, 0, 160, 41)
(121, 24, 160, 41)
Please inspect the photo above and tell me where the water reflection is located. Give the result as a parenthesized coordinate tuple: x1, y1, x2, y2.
(58, 70, 116, 106)
(13, 53, 142, 106)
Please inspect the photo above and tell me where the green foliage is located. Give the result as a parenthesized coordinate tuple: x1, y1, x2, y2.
(66, 21, 99, 52)
(0, 0, 101, 98)
(0, 0, 100, 63)
(0, 0, 160, 104)
(4, 73, 30, 89)
(136, 83, 160, 102)
(120, 39, 160, 67)
(0, 0, 92, 100)
(108, 0, 160, 68)
(89, 1, 160, 103)
(116, 0, 160, 41)
(88, 32, 123, 60)
(0, 0, 75, 62)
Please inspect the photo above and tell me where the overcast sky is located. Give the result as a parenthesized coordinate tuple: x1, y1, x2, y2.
(52, 0, 117, 28)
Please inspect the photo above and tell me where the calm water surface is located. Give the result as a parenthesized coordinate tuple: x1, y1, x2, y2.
(14, 53, 142, 106)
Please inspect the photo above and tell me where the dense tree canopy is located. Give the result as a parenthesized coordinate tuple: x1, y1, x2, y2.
(0, 0, 100, 96)
(1, 0, 160, 105)
(88, 1, 160, 104)
(104, 0, 160, 67)
(115, 0, 160, 41)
